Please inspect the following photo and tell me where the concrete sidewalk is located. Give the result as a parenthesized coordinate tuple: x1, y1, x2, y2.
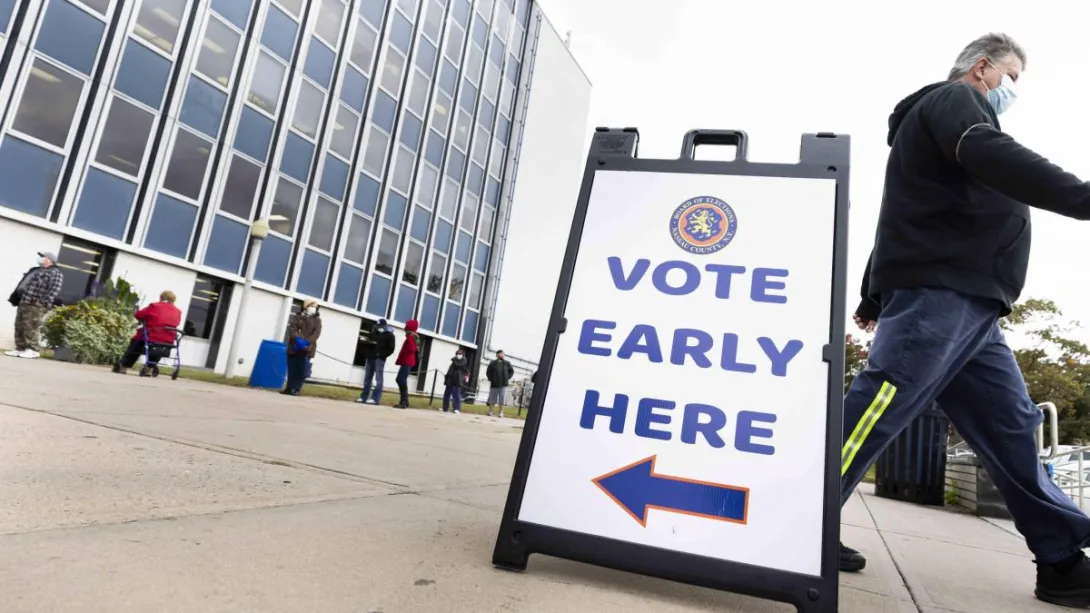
(0, 358, 1063, 612)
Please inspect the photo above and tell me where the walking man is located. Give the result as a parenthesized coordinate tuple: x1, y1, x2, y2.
(358, 318, 395, 404)
(6, 251, 64, 359)
(486, 350, 514, 418)
(840, 32, 1090, 607)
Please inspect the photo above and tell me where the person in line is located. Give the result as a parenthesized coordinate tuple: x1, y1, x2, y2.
(358, 318, 395, 405)
(442, 349, 470, 414)
(113, 291, 182, 375)
(839, 32, 1090, 607)
(6, 251, 64, 359)
(393, 319, 419, 409)
(282, 300, 322, 396)
(486, 350, 515, 418)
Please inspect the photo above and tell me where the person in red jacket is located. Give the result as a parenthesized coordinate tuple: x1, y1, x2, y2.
(112, 291, 182, 375)
(393, 320, 419, 409)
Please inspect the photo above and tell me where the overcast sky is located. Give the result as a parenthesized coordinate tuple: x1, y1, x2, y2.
(532, 0, 1090, 349)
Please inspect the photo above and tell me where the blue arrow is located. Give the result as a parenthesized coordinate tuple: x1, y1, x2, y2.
(592, 455, 749, 526)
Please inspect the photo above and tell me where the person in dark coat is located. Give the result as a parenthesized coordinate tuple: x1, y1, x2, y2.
(393, 319, 419, 408)
(358, 318, 395, 405)
(442, 349, 470, 414)
(282, 300, 322, 396)
(486, 350, 515, 418)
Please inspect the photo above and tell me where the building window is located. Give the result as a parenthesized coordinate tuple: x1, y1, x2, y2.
(54, 238, 114, 306)
(185, 275, 226, 339)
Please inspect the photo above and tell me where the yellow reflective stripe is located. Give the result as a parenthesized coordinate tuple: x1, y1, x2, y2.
(841, 381, 897, 477)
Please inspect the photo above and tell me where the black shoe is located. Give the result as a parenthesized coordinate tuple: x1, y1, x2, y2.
(112, 363, 125, 374)
(1037, 552, 1090, 607)
(839, 542, 866, 573)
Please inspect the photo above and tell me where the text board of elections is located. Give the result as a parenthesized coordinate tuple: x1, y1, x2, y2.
(493, 129, 851, 613)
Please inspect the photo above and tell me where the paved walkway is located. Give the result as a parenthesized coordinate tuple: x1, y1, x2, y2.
(0, 358, 1063, 612)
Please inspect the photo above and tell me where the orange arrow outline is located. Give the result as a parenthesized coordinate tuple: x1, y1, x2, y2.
(591, 455, 750, 528)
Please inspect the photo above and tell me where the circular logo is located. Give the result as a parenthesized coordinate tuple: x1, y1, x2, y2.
(669, 196, 738, 255)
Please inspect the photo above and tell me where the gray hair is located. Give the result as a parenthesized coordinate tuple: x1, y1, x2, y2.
(947, 33, 1027, 80)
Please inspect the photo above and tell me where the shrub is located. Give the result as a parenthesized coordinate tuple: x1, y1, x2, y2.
(43, 277, 141, 365)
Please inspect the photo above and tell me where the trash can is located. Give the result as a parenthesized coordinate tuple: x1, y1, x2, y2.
(874, 403, 950, 506)
(248, 340, 288, 390)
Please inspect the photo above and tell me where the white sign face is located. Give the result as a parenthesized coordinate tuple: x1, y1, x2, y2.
(517, 170, 837, 576)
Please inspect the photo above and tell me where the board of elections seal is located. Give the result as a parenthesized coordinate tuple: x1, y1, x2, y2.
(669, 196, 737, 255)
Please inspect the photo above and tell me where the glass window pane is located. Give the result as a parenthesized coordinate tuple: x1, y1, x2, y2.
(277, 0, 304, 17)
(454, 111, 471, 149)
(494, 4, 509, 38)
(320, 155, 349, 200)
(261, 6, 297, 62)
(490, 145, 504, 178)
(334, 262, 363, 307)
(423, 0, 442, 40)
(163, 129, 212, 200)
(315, 0, 345, 47)
(303, 37, 336, 88)
(309, 197, 339, 251)
(280, 132, 314, 183)
(13, 59, 84, 149)
(298, 250, 331, 297)
(351, 19, 377, 69)
(439, 60, 457, 94)
(205, 216, 249, 274)
(330, 105, 359, 159)
(373, 91, 396, 132)
(403, 242, 424, 284)
(416, 163, 438, 207)
(485, 177, 500, 205)
(460, 196, 477, 232)
(497, 114, 510, 142)
(292, 81, 324, 138)
(145, 193, 196, 258)
(480, 99, 495, 128)
(455, 230, 471, 261)
(79, 0, 110, 15)
(453, 0, 470, 26)
(431, 93, 451, 134)
(362, 129, 388, 176)
(479, 205, 495, 239)
(353, 173, 380, 215)
(434, 218, 453, 251)
(115, 40, 171, 110)
(185, 275, 225, 339)
(180, 76, 228, 138)
(447, 148, 465, 181)
(416, 39, 437, 75)
(375, 228, 398, 274)
(235, 106, 274, 162)
(427, 253, 446, 293)
(196, 18, 241, 88)
(467, 162, 484, 195)
(472, 128, 488, 165)
(72, 168, 137, 240)
(0, 136, 64, 217)
(134, 0, 186, 54)
(344, 214, 372, 264)
(425, 131, 444, 167)
(340, 67, 368, 112)
(440, 179, 457, 219)
(408, 70, 428, 116)
(248, 52, 286, 114)
(448, 263, 466, 300)
(381, 48, 405, 93)
(390, 12, 412, 53)
(468, 272, 483, 308)
(384, 190, 408, 228)
(392, 147, 414, 194)
(220, 155, 261, 219)
(365, 273, 391, 316)
(397, 0, 415, 19)
(270, 177, 303, 235)
(410, 206, 431, 242)
(445, 26, 463, 65)
(499, 81, 513, 115)
(36, 0, 105, 75)
(95, 98, 154, 176)
(459, 80, 477, 112)
(474, 243, 490, 271)
(395, 284, 417, 324)
(211, 0, 253, 30)
(465, 44, 484, 83)
(400, 113, 423, 152)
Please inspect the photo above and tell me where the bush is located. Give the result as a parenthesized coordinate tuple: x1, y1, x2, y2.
(43, 277, 141, 365)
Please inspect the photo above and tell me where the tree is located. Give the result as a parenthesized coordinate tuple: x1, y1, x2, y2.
(844, 333, 869, 392)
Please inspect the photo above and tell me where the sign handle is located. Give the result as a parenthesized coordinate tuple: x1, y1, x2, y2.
(679, 129, 749, 162)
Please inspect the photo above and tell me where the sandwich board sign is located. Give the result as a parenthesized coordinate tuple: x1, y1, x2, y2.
(493, 128, 850, 612)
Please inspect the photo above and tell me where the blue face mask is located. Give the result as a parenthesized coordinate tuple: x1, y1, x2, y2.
(986, 64, 1018, 115)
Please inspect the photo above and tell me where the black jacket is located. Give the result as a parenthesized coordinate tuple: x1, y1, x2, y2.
(373, 325, 396, 360)
(444, 356, 469, 388)
(487, 359, 514, 388)
(857, 81, 1090, 320)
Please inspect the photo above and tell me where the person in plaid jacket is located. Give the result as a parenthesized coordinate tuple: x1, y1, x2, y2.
(6, 251, 64, 359)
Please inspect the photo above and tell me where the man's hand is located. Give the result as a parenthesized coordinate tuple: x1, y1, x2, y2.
(853, 314, 877, 333)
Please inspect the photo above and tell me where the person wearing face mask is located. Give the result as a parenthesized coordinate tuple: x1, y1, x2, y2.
(6, 251, 64, 359)
(282, 300, 322, 396)
(841, 33, 1090, 606)
(442, 349, 470, 414)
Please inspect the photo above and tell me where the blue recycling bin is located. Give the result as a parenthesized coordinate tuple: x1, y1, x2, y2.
(248, 340, 288, 389)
